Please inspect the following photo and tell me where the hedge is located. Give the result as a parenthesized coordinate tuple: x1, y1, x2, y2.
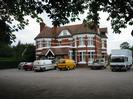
(0, 60, 20, 69)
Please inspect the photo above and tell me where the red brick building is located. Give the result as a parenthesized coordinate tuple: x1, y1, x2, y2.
(35, 23, 108, 66)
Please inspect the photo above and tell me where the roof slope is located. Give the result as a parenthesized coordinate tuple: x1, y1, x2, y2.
(35, 23, 107, 39)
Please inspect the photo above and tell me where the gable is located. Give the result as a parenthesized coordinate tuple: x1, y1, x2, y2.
(58, 30, 71, 37)
(45, 49, 55, 56)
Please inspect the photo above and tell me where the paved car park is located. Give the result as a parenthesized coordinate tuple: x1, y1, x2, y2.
(0, 67, 133, 99)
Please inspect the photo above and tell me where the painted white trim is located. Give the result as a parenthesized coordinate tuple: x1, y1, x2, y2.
(52, 46, 72, 48)
(58, 30, 71, 37)
(36, 47, 44, 50)
(78, 62, 86, 64)
(101, 38, 107, 40)
(36, 38, 52, 41)
(87, 45, 95, 47)
(45, 49, 55, 56)
(57, 37, 73, 41)
(78, 45, 86, 48)
(101, 51, 107, 53)
(73, 34, 95, 38)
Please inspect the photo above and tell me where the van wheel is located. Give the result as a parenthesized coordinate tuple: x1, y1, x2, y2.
(111, 68, 115, 72)
(124, 67, 128, 71)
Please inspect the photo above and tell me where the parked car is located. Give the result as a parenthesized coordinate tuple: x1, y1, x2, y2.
(33, 59, 56, 72)
(57, 59, 76, 70)
(89, 59, 106, 70)
(23, 62, 33, 71)
(18, 62, 27, 70)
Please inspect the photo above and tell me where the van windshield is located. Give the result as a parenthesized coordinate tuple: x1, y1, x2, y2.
(111, 57, 125, 62)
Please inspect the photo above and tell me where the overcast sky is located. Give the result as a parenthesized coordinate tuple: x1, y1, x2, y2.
(12, 12, 133, 54)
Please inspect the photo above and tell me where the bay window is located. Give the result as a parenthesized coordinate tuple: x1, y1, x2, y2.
(88, 37, 94, 46)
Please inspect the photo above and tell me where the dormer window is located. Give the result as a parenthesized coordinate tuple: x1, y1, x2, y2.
(63, 30, 67, 36)
(58, 30, 71, 37)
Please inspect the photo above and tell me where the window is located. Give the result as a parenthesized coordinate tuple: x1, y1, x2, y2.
(79, 52, 86, 62)
(79, 37, 84, 46)
(102, 53, 104, 58)
(42, 40, 45, 47)
(102, 40, 106, 48)
(36, 41, 41, 48)
(63, 30, 67, 36)
(46, 41, 51, 47)
(57, 41, 61, 46)
(88, 51, 95, 60)
(83, 52, 86, 62)
(69, 51, 72, 59)
(88, 37, 94, 46)
(79, 52, 82, 61)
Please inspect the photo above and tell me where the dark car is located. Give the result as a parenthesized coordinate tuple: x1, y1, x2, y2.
(23, 62, 33, 71)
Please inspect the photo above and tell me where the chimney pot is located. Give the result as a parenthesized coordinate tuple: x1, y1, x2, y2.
(40, 23, 45, 32)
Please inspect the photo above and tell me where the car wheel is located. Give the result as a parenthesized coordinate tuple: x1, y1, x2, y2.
(41, 68, 46, 72)
(34, 70, 37, 72)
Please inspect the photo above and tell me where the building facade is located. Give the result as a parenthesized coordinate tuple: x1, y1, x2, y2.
(35, 23, 108, 66)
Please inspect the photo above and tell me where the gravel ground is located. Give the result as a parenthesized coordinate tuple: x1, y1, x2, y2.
(0, 68, 133, 99)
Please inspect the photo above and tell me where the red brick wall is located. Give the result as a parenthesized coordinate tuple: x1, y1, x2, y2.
(61, 39, 71, 46)
(94, 35, 102, 60)
(51, 39, 58, 46)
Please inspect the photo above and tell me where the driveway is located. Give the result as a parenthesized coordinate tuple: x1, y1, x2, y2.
(0, 68, 133, 99)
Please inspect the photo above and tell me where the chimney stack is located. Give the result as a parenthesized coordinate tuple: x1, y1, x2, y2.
(40, 22, 45, 32)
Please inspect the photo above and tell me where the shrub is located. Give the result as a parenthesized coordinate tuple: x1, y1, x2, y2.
(0, 60, 20, 69)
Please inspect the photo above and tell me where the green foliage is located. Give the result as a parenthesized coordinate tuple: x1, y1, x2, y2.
(21, 44, 36, 62)
(0, 42, 35, 62)
(0, 60, 20, 69)
(13, 42, 35, 62)
(84, 0, 133, 33)
(120, 42, 130, 49)
(0, 20, 16, 45)
(0, 42, 35, 69)
(0, 43, 14, 57)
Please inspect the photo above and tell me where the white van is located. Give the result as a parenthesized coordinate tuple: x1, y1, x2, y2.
(33, 60, 56, 72)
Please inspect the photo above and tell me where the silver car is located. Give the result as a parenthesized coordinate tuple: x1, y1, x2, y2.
(18, 62, 26, 70)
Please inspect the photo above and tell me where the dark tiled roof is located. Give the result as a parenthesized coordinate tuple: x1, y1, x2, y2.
(99, 28, 108, 33)
(99, 28, 108, 38)
(35, 23, 108, 39)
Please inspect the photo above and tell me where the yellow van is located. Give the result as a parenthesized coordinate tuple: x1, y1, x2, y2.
(57, 59, 76, 70)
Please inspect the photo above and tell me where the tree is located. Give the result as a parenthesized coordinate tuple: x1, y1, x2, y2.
(0, 42, 14, 57)
(0, 0, 133, 44)
(22, 44, 36, 62)
(13, 42, 35, 62)
(84, 0, 133, 33)
(0, 20, 16, 45)
(120, 42, 130, 49)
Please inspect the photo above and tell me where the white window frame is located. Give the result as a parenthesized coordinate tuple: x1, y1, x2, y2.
(88, 37, 94, 46)
(46, 41, 51, 47)
(42, 40, 45, 47)
(79, 51, 86, 62)
(79, 37, 84, 46)
(88, 51, 95, 64)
